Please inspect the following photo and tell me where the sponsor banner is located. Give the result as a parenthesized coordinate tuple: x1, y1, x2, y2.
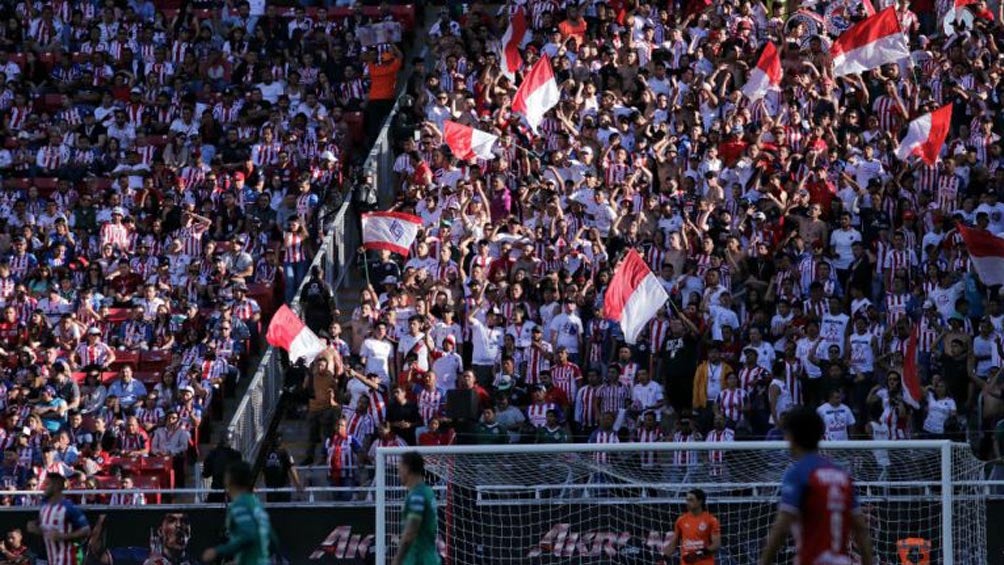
(0, 499, 997, 564)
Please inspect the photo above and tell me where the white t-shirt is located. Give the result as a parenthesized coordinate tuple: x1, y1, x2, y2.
(817, 403, 856, 441)
(631, 381, 664, 416)
(469, 317, 502, 366)
(548, 312, 584, 354)
(829, 228, 861, 270)
(923, 393, 957, 434)
(398, 332, 430, 372)
(820, 313, 849, 354)
(359, 338, 394, 384)
(868, 420, 891, 467)
(796, 337, 824, 379)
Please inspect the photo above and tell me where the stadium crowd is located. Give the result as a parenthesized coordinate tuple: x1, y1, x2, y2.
(318, 0, 1004, 485)
(0, 0, 416, 504)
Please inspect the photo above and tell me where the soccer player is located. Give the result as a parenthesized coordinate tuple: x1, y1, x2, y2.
(393, 451, 441, 565)
(663, 488, 720, 564)
(26, 473, 90, 565)
(759, 406, 873, 565)
(201, 461, 274, 565)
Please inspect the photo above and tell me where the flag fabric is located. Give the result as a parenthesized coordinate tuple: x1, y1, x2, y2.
(362, 211, 422, 256)
(830, 7, 910, 77)
(602, 249, 669, 344)
(267, 305, 326, 363)
(895, 104, 952, 165)
(512, 55, 560, 134)
(901, 324, 921, 409)
(444, 120, 498, 161)
(500, 7, 529, 80)
(943, 0, 976, 35)
(957, 224, 1004, 286)
(741, 41, 782, 102)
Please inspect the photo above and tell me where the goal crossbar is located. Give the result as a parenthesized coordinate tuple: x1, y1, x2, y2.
(375, 440, 970, 564)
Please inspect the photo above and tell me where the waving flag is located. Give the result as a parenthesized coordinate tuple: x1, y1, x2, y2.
(500, 7, 529, 80)
(831, 7, 909, 77)
(943, 0, 977, 35)
(267, 305, 326, 363)
(512, 55, 560, 134)
(742, 41, 782, 102)
(362, 212, 422, 256)
(901, 324, 921, 409)
(603, 249, 669, 344)
(895, 104, 952, 165)
(444, 120, 498, 161)
(958, 224, 1004, 286)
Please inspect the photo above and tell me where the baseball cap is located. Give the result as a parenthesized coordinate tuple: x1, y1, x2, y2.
(496, 375, 514, 391)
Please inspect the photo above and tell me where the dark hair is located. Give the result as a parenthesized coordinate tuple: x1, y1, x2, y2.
(784, 406, 825, 451)
(226, 461, 254, 490)
(688, 488, 707, 509)
(400, 451, 425, 476)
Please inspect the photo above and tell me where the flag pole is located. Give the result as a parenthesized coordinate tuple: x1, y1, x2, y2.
(363, 248, 372, 287)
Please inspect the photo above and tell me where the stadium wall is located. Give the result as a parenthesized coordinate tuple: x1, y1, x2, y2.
(0, 501, 999, 564)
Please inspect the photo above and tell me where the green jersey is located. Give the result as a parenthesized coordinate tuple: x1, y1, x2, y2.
(401, 482, 440, 565)
(215, 493, 274, 565)
(536, 425, 568, 444)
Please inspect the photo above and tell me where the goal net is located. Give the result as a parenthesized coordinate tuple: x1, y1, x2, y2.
(374, 441, 986, 565)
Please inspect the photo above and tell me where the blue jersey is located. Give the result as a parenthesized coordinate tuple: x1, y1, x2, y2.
(38, 497, 88, 565)
(779, 453, 859, 565)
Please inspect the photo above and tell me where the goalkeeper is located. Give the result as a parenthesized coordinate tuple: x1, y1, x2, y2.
(663, 488, 721, 564)
(201, 461, 276, 565)
(393, 452, 441, 565)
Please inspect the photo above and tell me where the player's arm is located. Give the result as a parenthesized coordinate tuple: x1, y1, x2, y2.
(662, 519, 681, 558)
(850, 511, 873, 565)
(392, 515, 423, 565)
(212, 505, 257, 558)
(758, 510, 796, 565)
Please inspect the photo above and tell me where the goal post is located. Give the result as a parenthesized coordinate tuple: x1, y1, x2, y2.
(374, 441, 986, 565)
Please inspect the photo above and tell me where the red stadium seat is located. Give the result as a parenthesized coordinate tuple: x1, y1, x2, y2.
(140, 350, 172, 373)
(3, 178, 30, 191)
(134, 371, 161, 384)
(113, 350, 140, 367)
(34, 177, 58, 197)
(105, 308, 131, 324)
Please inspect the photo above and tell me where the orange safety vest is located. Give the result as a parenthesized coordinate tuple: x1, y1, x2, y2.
(896, 537, 931, 565)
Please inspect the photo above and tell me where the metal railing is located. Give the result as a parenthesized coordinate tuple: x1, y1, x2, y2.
(225, 53, 421, 466)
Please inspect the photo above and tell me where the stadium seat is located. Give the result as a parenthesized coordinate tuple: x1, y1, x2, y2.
(3, 178, 30, 191)
(140, 350, 172, 373)
(34, 177, 58, 197)
(105, 308, 131, 324)
(111, 350, 140, 369)
(134, 371, 161, 385)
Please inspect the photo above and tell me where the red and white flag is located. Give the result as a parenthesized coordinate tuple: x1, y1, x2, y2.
(895, 104, 952, 165)
(512, 55, 560, 134)
(901, 324, 922, 408)
(602, 249, 669, 344)
(499, 7, 529, 80)
(830, 7, 909, 77)
(444, 120, 498, 161)
(266, 305, 326, 364)
(958, 224, 1004, 286)
(362, 211, 422, 256)
(741, 41, 782, 102)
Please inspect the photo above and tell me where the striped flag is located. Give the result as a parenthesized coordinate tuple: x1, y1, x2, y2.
(512, 55, 560, 134)
(499, 7, 529, 80)
(444, 120, 498, 161)
(831, 7, 909, 77)
(958, 224, 1004, 286)
(895, 104, 952, 165)
(602, 249, 669, 344)
(362, 212, 422, 256)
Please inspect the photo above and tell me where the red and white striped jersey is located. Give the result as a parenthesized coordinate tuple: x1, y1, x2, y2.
(417, 388, 442, 425)
(283, 231, 307, 263)
(872, 95, 905, 132)
(575, 385, 600, 428)
(936, 174, 960, 212)
(716, 388, 747, 423)
(74, 341, 114, 366)
(550, 361, 581, 399)
(671, 431, 700, 466)
(737, 365, 768, 392)
(884, 293, 910, 327)
(648, 317, 670, 354)
(589, 429, 619, 464)
(782, 359, 804, 405)
(346, 409, 375, 444)
(38, 499, 88, 565)
(525, 402, 557, 428)
(634, 425, 663, 467)
(706, 427, 735, 468)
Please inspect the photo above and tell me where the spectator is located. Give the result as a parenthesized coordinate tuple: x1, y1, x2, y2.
(202, 435, 242, 504)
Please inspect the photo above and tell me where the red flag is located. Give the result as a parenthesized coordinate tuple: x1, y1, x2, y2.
(512, 56, 560, 134)
(830, 7, 909, 77)
(602, 249, 669, 344)
(499, 7, 528, 80)
(901, 324, 921, 409)
(895, 104, 952, 166)
(957, 224, 1004, 286)
(443, 120, 498, 161)
(266, 305, 326, 363)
